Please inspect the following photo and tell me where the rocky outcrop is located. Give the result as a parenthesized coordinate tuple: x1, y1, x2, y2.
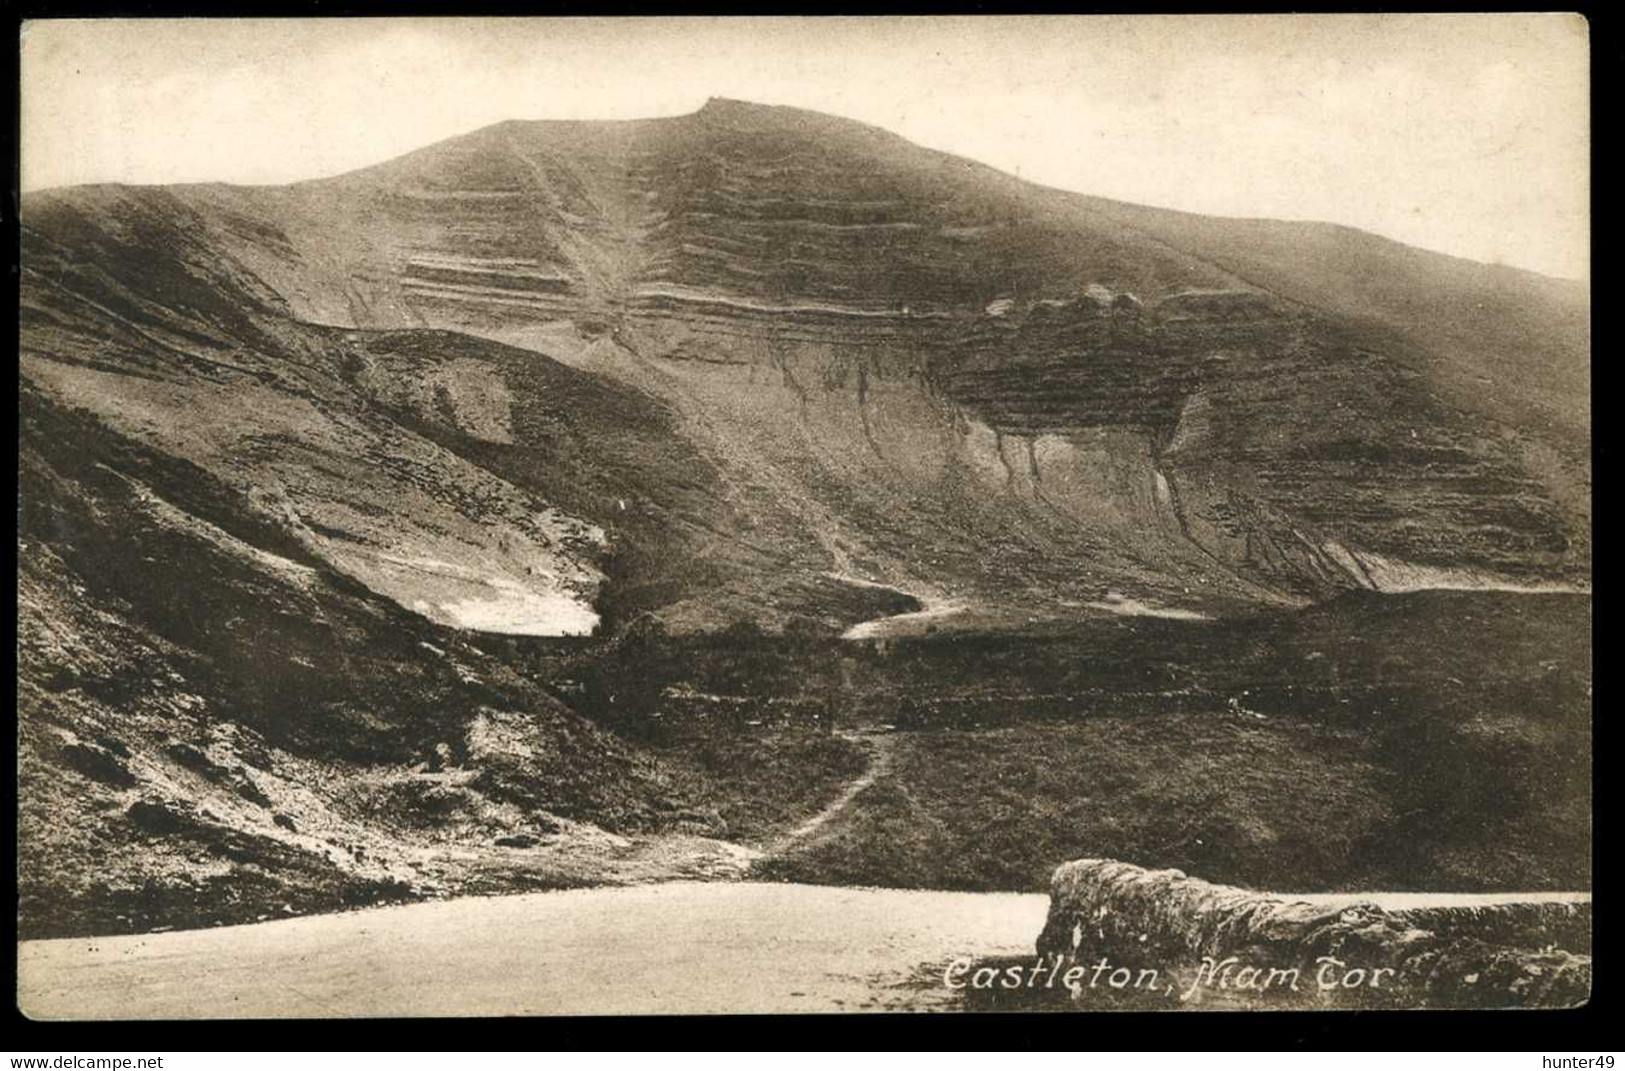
(1037, 858, 1590, 1008)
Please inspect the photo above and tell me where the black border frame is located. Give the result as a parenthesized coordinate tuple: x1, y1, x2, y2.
(7, 0, 1607, 1050)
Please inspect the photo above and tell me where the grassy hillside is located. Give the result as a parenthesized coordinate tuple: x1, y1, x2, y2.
(643, 593, 1590, 893)
(17, 380, 869, 938)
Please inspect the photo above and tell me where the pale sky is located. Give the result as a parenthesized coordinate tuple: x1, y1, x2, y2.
(20, 15, 1590, 279)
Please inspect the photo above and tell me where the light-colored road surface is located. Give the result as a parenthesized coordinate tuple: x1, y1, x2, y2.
(19, 883, 1048, 1019)
(841, 599, 967, 640)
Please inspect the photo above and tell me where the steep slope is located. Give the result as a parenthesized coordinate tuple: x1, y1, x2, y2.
(1079, 199, 1590, 438)
(22, 98, 1587, 635)
(20, 371, 901, 939)
(19, 378, 704, 938)
(19, 186, 609, 636)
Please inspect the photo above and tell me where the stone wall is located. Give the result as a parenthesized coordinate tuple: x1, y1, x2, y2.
(1037, 858, 1590, 1008)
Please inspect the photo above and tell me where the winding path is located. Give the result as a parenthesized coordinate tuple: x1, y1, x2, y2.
(768, 730, 892, 852)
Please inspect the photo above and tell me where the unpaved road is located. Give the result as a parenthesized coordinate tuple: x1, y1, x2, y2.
(828, 572, 968, 641)
(842, 598, 967, 640)
(19, 883, 1049, 1019)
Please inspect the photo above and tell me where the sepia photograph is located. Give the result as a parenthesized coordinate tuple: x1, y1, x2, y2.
(15, 13, 1591, 1020)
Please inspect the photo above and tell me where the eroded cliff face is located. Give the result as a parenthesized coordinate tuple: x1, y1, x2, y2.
(20, 97, 1589, 633)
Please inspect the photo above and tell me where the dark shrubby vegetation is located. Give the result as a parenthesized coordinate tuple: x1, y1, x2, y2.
(591, 590, 1590, 894)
